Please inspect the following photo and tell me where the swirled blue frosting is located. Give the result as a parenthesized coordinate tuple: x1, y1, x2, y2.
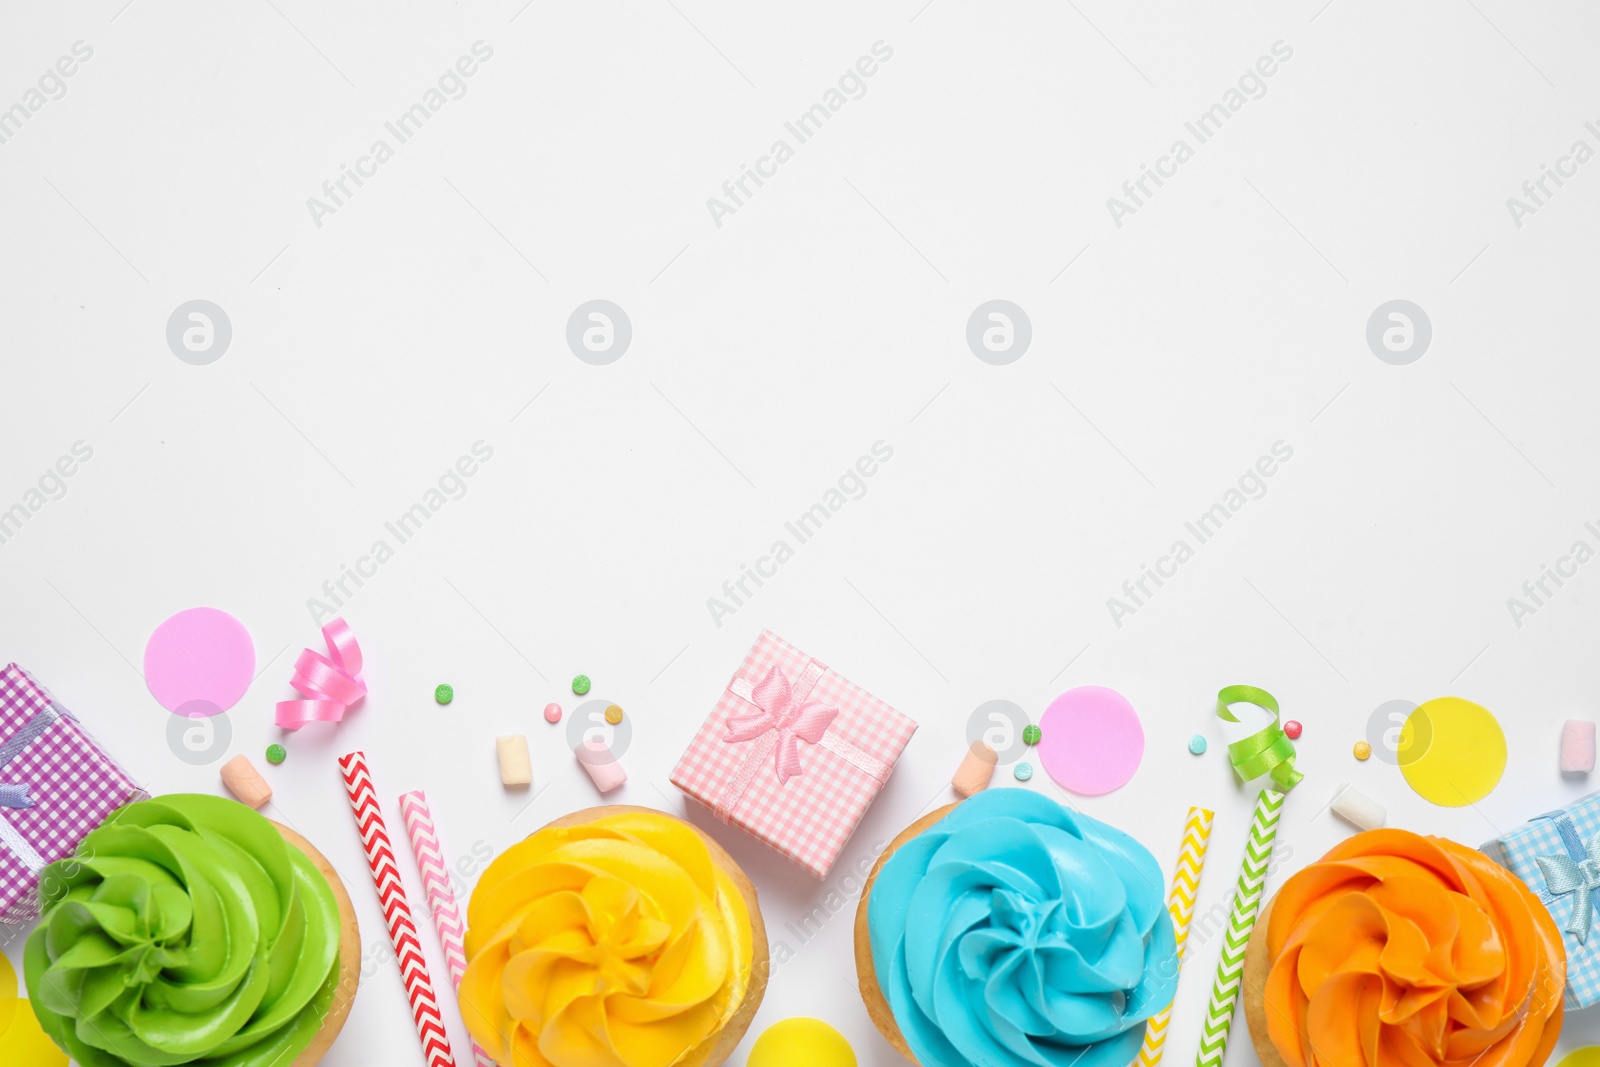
(868, 790, 1177, 1067)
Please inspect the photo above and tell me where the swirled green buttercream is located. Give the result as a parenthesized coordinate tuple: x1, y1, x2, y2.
(23, 794, 341, 1067)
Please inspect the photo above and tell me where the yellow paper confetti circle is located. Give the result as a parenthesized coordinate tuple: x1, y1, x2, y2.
(0, 951, 15, 1038)
(0, 1000, 67, 1066)
(1399, 696, 1506, 807)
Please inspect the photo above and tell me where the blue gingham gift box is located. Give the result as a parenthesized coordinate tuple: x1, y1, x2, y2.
(1482, 790, 1600, 1009)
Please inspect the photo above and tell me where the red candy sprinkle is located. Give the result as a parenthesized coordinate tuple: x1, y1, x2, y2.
(1284, 720, 1303, 740)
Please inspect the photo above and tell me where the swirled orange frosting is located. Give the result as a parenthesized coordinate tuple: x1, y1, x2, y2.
(461, 812, 754, 1067)
(1263, 829, 1565, 1067)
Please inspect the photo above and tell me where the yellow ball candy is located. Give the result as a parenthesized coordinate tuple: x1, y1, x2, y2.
(1353, 740, 1372, 761)
(604, 704, 624, 725)
(747, 1018, 856, 1067)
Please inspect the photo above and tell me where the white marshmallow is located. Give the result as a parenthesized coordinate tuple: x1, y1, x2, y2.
(1330, 784, 1385, 832)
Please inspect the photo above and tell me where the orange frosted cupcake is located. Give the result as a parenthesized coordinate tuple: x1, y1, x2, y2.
(1244, 829, 1565, 1067)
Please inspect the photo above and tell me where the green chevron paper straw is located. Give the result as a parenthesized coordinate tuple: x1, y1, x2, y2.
(1195, 787, 1285, 1067)
(1194, 685, 1301, 1067)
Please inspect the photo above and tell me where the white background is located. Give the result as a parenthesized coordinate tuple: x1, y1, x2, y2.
(4, 1, 1600, 1064)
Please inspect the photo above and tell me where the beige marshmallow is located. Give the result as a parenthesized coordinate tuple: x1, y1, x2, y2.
(952, 740, 998, 798)
(221, 755, 272, 809)
(496, 735, 533, 787)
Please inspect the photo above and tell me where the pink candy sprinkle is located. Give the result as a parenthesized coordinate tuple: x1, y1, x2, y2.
(1284, 720, 1303, 740)
(544, 702, 563, 723)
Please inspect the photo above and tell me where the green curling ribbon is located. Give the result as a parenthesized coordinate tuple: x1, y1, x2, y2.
(1216, 684, 1303, 791)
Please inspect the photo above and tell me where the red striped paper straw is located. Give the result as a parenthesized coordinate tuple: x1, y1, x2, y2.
(338, 751, 457, 1067)
(399, 790, 495, 1067)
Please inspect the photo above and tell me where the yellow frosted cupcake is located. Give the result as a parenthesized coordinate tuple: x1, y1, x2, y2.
(461, 806, 766, 1067)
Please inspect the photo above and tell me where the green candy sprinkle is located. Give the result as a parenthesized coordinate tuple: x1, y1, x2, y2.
(435, 684, 454, 705)
(572, 675, 591, 695)
(265, 744, 287, 765)
(1022, 724, 1042, 745)
(1013, 762, 1034, 781)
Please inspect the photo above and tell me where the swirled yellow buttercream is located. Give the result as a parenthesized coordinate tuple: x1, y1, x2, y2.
(461, 812, 754, 1067)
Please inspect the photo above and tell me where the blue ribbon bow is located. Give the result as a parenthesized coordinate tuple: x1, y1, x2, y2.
(1537, 828, 1600, 944)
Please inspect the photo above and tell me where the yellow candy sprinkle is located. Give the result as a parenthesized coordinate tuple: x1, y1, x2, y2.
(604, 704, 624, 725)
(1353, 740, 1372, 761)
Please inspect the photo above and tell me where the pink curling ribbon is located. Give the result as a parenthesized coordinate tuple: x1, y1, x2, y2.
(723, 665, 841, 785)
(275, 618, 366, 729)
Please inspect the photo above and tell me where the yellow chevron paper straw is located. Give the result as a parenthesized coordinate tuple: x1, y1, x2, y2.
(1136, 806, 1216, 1067)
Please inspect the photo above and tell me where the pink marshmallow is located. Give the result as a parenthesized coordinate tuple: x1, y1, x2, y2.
(1562, 719, 1596, 774)
(577, 736, 627, 793)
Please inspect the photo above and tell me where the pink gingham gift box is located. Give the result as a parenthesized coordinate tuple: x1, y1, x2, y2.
(0, 664, 146, 924)
(671, 630, 917, 878)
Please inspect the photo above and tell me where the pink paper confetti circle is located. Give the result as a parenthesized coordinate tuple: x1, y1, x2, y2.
(1037, 685, 1144, 796)
(144, 607, 255, 718)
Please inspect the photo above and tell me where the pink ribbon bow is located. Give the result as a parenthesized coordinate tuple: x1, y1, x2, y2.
(723, 666, 838, 784)
(275, 618, 367, 729)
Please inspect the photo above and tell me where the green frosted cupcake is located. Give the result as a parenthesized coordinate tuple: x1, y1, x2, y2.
(24, 793, 343, 1067)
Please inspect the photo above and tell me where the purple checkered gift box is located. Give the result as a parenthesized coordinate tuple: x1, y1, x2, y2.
(0, 663, 146, 924)
(672, 631, 917, 878)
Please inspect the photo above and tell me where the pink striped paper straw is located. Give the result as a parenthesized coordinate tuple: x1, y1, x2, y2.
(399, 790, 496, 1067)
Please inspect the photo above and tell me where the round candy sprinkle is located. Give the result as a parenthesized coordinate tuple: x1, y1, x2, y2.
(604, 704, 624, 725)
(1188, 734, 1208, 755)
(544, 702, 563, 723)
(1284, 719, 1303, 740)
(1353, 740, 1372, 761)
(1022, 724, 1041, 745)
(265, 744, 287, 765)
(1013, 762, 1034, 781)
(572, 675, 591, 695)
(434, 684, 453, 705)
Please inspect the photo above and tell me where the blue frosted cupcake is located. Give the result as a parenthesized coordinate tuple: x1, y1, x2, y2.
(855, 790, 1177, 1067)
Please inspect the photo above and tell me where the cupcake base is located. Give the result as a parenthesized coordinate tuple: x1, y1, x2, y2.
(274, 821, 361, 1067)
(853, 801, 959, 1066)
(1242, 891, 1291, 1067)
(539, 805, 769, 1067)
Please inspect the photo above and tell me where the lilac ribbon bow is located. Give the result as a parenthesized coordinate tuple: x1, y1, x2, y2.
(723, 666, 839, 785)
(0, 705, 53, 812)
